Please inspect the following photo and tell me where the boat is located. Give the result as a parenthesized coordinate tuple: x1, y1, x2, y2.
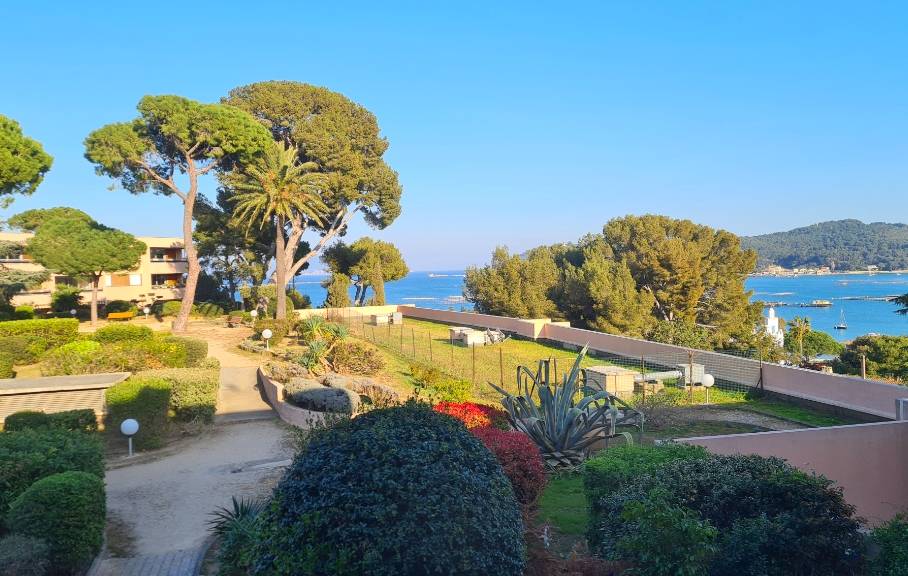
(834, 309, 847, 330)
(810, 299, 833, 307)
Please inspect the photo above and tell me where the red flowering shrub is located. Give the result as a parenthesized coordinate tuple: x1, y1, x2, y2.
(473, 426, 547, 506)
(433, 401, 509, 430)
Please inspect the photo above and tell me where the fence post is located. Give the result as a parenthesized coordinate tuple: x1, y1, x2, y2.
(400, 325, 404, 350)
(450, 334, 455, 372)
(411, 328, 416, 357)
(641, 355, 646, 402)
(688, 350, 694, 404)
(553, 357, 558, 385)
(429, 335, 433, 364)
(499, 348, 504, 387)
(472, 345, 477, 386)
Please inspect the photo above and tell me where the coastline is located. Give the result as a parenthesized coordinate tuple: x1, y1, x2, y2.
(749, 270, 908, 278)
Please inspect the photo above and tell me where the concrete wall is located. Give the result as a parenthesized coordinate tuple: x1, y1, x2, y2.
(0, 373, 130, 425)
(681, 421, 908, 525)
(295, 305, 402, 321)
(399, 307, 552, 339)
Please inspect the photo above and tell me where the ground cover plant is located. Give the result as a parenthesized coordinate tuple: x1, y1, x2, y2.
(242, 402, 525, 575)
(433, 400, 509, 429)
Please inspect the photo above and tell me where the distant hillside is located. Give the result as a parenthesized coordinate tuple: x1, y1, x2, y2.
(742, 219, 908, 271)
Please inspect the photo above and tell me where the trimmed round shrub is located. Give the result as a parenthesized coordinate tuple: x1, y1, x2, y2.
(0, 335, 43, 364)
(253, 318, 292, 345)
(0, 353, 14, 378)
(328, 339, 385, 375)
(250, 403, 525, 575)
(3, 410, 52, 431)
(39, 340, 102, 376)
(473, 426, 546, 506)
(7, 471, 106, 575)
(105, 377, 171, 450)
(93, 323, 153, 343)
(0, 534, 50, 576)
(160, 300, 182, 317)
(139, 368, 219, 423)
(0, 318, 78, 349)
(590, 454, 865, 575)
(0, 428, 104, 521)
(105, 299, 137, 315)
(13, 305, 35, 320)
(434, 401, 510, 429)
(164, 335, 208, 367)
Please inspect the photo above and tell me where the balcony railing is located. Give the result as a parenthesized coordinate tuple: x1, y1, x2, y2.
(152, 284, 186, 289)
(150, 258, 188, 263)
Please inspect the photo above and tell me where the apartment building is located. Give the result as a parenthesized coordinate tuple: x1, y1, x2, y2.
(0, 232, 187, 308)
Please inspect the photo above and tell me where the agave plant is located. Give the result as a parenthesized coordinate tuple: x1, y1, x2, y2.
(490, 347, 642, 470)
(208, 496, 267, 536)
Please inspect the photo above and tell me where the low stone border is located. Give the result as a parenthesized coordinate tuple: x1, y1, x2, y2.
(257, 368, 328, 429)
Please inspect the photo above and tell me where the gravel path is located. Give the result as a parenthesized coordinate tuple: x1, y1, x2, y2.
(685, 406, 806, 431)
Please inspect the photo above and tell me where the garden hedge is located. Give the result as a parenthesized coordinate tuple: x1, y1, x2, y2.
(0, 318, 78, 349)
(105, 376, 171, 450)
(41, 335, 199, 376)
(434, 401, 510, 429)
(138, 368, 220, 423)
(13, 305, 35, 320)
(0, 428, 104, 522)
(252, 318, 292, 345)
(39, 340, 102, 376)
(327, 339, 385, 375)
(869, 513, 908, 575)
(105, 299, 138, 315)
(92, 323, 153, 343)
(589, 453, 865, 575)
(0, 335, 45, 364)
(164, 335, 208, 367)
(249, 402, 525, 575)
(4, 409, 98, 433)
(0, 354, 13, 378)
(7, 471, 106, 575)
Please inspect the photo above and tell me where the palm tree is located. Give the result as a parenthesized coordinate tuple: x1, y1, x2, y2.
(231, 142, 327, 319)
(788, 316, 811, 362)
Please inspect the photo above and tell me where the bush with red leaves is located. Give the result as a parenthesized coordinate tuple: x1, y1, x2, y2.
(473, 426, 547, 506)
(433, 401, 509, 430)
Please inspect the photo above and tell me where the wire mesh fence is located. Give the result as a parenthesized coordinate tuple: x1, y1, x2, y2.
(325, 307, 765, 402)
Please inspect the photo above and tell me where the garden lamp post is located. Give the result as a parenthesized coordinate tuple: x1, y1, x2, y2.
(143, 306, 150, 320)
(70, 308, 77, 318)
(702, 373, 715, 404)
(250, 309, 258, 320)
(120, 418, 139, 457)
(262, 328, 273, 351)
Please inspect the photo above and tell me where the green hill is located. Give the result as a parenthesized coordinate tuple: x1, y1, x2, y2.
(742, 219, 908, 271)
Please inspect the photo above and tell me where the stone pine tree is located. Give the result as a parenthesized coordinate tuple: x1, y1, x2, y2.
(12, 208, 146, 325)
(223, 82, 403, 296)
(83, 95, 271, 332)
(322, 238, 408, 306)
(0, 114, 52, 207)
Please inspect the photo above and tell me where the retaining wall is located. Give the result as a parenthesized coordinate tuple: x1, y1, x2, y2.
(681, 421, 908, 525)
(0, 372, 130, 425)
(256, 369, 327, 429)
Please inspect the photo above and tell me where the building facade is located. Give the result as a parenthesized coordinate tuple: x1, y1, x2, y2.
(0, 232, 187, 308)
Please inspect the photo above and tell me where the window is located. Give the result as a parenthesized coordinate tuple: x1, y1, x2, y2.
(150, 247, 185, 261)
(110, 274, 131, 287)
(151, 274, 185, 288)
(129, 274, 142, 286)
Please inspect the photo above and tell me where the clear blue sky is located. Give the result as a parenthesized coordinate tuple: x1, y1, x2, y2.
(2, 2, 907, 271)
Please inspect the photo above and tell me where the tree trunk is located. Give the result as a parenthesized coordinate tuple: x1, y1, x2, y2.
(274, 215, 288, 320)
(90, 275, 99, 326)
(353, 281, 364, 307)
(173, 178, 199, 333)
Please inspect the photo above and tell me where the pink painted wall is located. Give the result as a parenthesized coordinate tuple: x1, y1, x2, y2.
(761, 363, 907, 419)
(681, 421, 908, 525)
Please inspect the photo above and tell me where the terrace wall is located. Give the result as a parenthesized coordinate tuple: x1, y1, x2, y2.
(680, 421, 908, 525)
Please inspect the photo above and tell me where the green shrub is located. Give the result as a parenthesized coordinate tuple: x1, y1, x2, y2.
(105, 299, 137, 315)
(0, 428, 104, 520)
(409, 361, 472, 402)
(589, 454, 865, 575)
(0, 335, 44, 364)
(7, 471, 106, 575)
(0, 534, 50, 576)
(211, 497, 267, 575)
(0, 318, 78, 349)
(0, 354, 12, 378)
(287, 384, 361, 415)
(39, 340, 102, 376)
(139, 368, 219, 424)
(51, 285, 82, 314)
(328, 340, 385, 375)
(93, 323, 153, 343)
(105, 377, 171, 450)
(13, 305, 35, 320)
(869, 513, 908, 575)
(193, 301, 225, 317)
(160, 300, 182, 317)
(165, 335, 208, 367)
(615, 491, 717, 576)
(253, 318, 292, 345)
(3, 411, 52, 431)
(4, 409, 98, 434)
(584, 443, 708, 515)
(249, 403, 525, 575)
(197, 356, 221, 369)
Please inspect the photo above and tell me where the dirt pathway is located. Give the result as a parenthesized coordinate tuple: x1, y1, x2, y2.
(686, 406, 806, 431)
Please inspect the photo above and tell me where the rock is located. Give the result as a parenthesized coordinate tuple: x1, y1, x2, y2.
(288, 386, 361, 415)
(321, 373, 400, 407)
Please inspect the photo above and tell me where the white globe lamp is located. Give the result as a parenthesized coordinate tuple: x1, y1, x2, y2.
(143, 306, 150, 320)
(120, 418, 140, 457)
(69, 308, 77, 317)
(262, 328, 273, 351)
(250, 309, 258, 319)
(702, 373, 715, 404)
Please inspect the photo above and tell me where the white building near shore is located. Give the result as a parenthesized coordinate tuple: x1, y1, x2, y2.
(764, 307, 785, 347)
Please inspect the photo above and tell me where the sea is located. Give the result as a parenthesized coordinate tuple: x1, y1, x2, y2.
(291, 271, 908, 340)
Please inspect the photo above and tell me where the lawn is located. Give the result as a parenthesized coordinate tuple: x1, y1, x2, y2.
(538, 474, 587, 536)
